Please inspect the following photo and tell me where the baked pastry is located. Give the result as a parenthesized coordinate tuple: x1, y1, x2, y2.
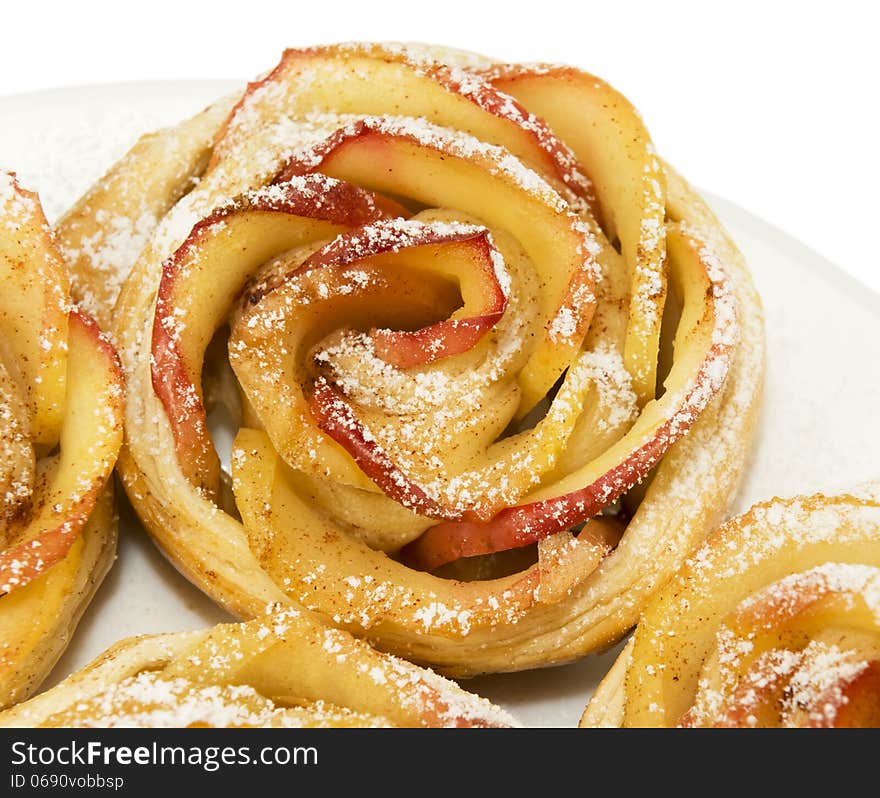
(0, 174, 124, 708)
(67, 43, 763, 675)
(0, 608, 516, 727)
(581, 488, 880, 727)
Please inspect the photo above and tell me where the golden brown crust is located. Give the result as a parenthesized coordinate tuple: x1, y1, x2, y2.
(0, 486, 116, 709)
(0, 610, 517, 728)
(56, 97, 237, 329)
(0, 174, 124, 709)
(582, 486, 880, 727)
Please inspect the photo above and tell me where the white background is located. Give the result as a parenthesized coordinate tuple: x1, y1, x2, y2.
(1, 0, 877, 292)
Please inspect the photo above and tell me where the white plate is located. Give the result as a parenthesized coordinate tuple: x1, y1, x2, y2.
(2, 82, 879, 728)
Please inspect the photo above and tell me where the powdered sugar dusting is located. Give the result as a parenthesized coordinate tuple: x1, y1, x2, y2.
(0, 171, 38, 225)
(660, 491, 880, 727)
(61, 210, 156, 319)
(52, 672, 393, 728)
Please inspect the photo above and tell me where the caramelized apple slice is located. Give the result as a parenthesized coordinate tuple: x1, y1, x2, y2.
(623, 494, 880, 727)
(302, 222, 508, 368)
(0, 173, 69, 447)
(0, 357, 34, 536)
(277, 117, 601, 415)
(0, 309, 123, 595)
(400, 222, 737, 568)
(811, 660, 880, 728)
(698, 640, 880, 729)
(214, 43, 592, 205)
(0, 485, 116, 708)
(305, 341, 608, 524)
(710, 565, 880, 728)
(151, 175, 389, 497)
(481, 65, 667, 405)
(231, 217, 512, 496)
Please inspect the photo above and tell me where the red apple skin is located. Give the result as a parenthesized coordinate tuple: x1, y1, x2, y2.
(150, 272, 217, 497)
(150, 176, 396, 497)
(372, 315, 502, 370)
(307, 378, 460, 521)
(217, 44, 593, 207)
(309, 339, 730, 571)
(274, 118, 601, 418)
(0, 521, 84, 595)
(0, 309, 123, 595)
(400, 340, 732, 571)
(297, 223, 507, 369)
(811, 661, 880, 728)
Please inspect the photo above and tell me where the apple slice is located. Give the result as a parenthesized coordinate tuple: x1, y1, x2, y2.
(0, 356, 34, 536)
(0, 309, 123, 595)
(481, 65, 667, 406)
(231, 217, 512, 494)
(213, 43, 593, 207)
(276, 117, 601, 415)
(401, 222, 738, 570)
(304, 338, 604, 524)
(811, 660, 880, 728)
(299, 221, 508, 369)
(0, 173, 69, 448)
(307, 376, 451, 520)
(0, 484, 116, 709)
(694, 647, 880, 728)
(622, 493, 880, 727)
(150, 175, 389, 498)
(680, 647, 798, 728)
(716, 563, 880, 728)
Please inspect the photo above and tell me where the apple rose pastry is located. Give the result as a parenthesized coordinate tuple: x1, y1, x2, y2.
(0, 608, 515, 727)
(582, 488, 880, 728)
(0, 174, 124, 708)
(77, 43, 764, 675)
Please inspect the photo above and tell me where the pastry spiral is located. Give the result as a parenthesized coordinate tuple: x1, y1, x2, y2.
(581, 488, 880, 728)
(66, 43, 764, 675)
(0, 608, 516, 727)
(0, 174, 124, 708)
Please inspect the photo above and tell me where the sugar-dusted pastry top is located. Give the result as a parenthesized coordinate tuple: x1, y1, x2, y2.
(582, 486, 880, 728)
(0, 608, 517, 728)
